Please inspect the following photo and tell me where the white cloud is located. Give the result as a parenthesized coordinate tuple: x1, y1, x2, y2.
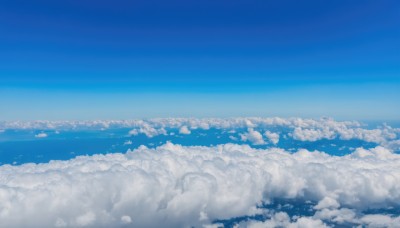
(120, 215, 132, 224)
(290, 120, 398, 144)
(1, 118, 398, 148)
(313, 207, 357, 224)
(1, 144, 400, 227)
(312, 206, 400, 227)
(34, 132, 48, 138)
(264, 131, 280, 145)
(360, 214, 400, 227)
(179, 125, 191, 135)
(238, 212, 329, 228)
(313, 197, 340, 210)
(1, 117, 399, 227)
(292, 127, 335, 142)
(0, 117, 358, 131)
(241, 208, 400, 228)
(240, 128, 265, 145)
(245, 212, 328, 228)
(229, 135, 238, 141)
(75, 212, 96, 227)
(385, 139, 400, 152)
(128, 123, 167, 138)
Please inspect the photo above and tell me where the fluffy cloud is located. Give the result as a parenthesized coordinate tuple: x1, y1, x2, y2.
(292, 127, 335, 142)
(1, 118, 398, 147)
(291, 121, 398, 145)
(1, 143, 400, 227)
(0, 117, 362, 132)
(240, 128, 265, 145)
(360, 214, 400, 227)
(128, 123, 167, 138)
(239, 209, 400, 228)
(313, 196, 340, 210)
(264, 131, 280, 145)
(179, 125, 191, 135)
(245, 212, 328, 228)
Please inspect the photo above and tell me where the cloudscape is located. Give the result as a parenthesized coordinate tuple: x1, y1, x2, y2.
(1, 0, 400, 227)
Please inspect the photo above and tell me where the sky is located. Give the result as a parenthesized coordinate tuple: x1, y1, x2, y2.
(0, 0, 399, 120)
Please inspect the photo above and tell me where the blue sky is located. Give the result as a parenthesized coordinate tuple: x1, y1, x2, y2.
(0, 0, 399, 120)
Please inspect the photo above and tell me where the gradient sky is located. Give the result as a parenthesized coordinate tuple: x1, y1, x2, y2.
(0, 0, 399, 120)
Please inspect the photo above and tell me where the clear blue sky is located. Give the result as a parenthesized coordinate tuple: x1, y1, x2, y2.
(0, 0, 399, 120)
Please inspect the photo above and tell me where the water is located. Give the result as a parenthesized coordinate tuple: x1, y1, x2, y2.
(0, 128, 377, 165)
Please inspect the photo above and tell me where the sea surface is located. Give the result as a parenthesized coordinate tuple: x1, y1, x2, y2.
(0, 127, 377, 165)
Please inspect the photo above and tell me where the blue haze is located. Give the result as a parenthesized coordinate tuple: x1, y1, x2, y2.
(0, 0, 399, 120)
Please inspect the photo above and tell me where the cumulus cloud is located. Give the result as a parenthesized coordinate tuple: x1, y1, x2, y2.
(264, 131, 279, 145)
(1, 118, 398, 148)
(239, 209, 400, 228)
(313, 196, 340, 210)
(128, 123, 167, 138)
(360, 214, 400, 227)
(1, 117, 399, 227)
(1, 143, 400, 227)
(0, 117, 359, 132)
(229, 135, 238, 141)
(315, 207, 357, 224)
(179, 125, 191, 135)
(120, 215, 132, 224)
(34, 132, 48, 138)
(292, 127, 335, 142)
(240, 128, 265, 145)
(291, 120, 398, 145)
(245, 212, 328, 228)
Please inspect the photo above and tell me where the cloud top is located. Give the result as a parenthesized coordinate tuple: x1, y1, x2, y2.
(1, 143, 400, 227)
(2, 118, 397, 147)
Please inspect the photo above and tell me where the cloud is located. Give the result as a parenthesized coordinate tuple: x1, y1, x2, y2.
(245, 212, 328, 228)
(240, 128, 265, 145)
(360, 214, 400, 227)
(313, 197, 340, 210)
(120, 215, 132, 224)
(312, 208, 357, 225)
(179, 125, 191, 135)
(292, 127, 335, 142)
(128, 123, 167, 138)
(290, 120, 398, 144)
(0, 117, 357, 131)
(239, 209, 400, 228)
(1, 143, 400, 227)
(34, 132, 48, 138)
(264, 131, 279, 145)
(1, 117, 398, 147)
(229, 135, 238, 141)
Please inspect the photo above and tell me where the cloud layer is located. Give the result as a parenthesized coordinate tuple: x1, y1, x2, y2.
(1, 143, 400, 227)
(2, 118, 398, 148)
